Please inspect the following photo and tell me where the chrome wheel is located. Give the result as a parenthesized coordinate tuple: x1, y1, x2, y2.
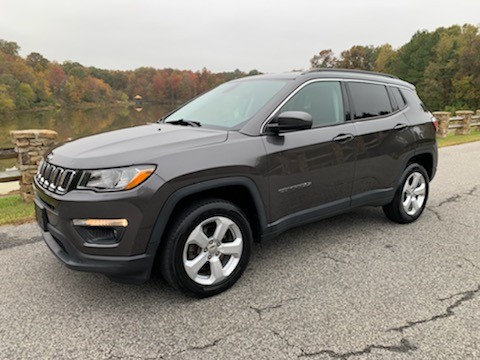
(402, 171, 426, 216)
(182, 216, 243, 286)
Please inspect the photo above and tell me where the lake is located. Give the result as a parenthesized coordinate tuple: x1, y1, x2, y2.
(0, 104, 176, 171)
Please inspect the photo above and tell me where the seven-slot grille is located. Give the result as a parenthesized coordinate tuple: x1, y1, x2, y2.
(36, 159, 77, 194)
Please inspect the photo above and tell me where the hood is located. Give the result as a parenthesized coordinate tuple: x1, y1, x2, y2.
(48, 124, 228, 169)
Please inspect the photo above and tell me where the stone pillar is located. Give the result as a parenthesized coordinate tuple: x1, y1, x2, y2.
(476, 110, 480, 132)
(455, 110, 473, 135)
(10, 130, 58, 202)
(432, 111, 451, 138)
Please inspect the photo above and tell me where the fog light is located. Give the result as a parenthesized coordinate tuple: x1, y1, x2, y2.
(72, 219, 128, 227)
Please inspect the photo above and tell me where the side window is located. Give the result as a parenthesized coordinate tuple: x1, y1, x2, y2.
(391, 87, 407, 109)
(279, 81, 344, 127)
(348, 82, 393, 120)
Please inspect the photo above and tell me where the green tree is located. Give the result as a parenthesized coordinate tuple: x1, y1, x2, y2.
(386, 30, 440, 84)
(0, 84, 15, 112)
(0, 40, 20, 56)
(419, 25, 477, 110)
(14, 83, 36, 109)
(26, 52, 50, 71)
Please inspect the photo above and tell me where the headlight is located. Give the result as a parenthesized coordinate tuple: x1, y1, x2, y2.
(79, 165, 156, 191)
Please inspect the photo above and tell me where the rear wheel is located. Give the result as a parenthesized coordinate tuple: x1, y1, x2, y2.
(160, 199, 252, 297)
(383, 163, 429, 224)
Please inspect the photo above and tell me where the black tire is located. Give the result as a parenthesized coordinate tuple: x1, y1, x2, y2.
(383, 163, 429, 224)
(159, 199, 252, 297)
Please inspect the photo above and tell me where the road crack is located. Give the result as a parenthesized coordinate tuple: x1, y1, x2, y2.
(437, 194, 462, 207)
(427, 185, 478, 222)
(187, 338, 223, 351)
(455, 256, 480, 271)
(298, 338, 417, 359)
(389, 284, 480, 333)
(426, 207, 442, 221)
(320, 254, 349, 265)
(249, 297, 302, 320)
(465, 185, 479, 197)
(170, 337, 225, 357)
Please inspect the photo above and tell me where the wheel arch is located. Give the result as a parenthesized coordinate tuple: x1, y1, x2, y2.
(148, 177, 267, 261)
(407, 151, 436, 181)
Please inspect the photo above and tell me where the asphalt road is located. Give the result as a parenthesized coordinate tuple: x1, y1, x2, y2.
(1, 142, 480, 359)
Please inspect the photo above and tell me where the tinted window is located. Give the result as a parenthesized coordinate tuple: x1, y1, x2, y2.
(279, 81, 344, 127)
(349, 82, 392, 120)
(391, 87, 406, 109)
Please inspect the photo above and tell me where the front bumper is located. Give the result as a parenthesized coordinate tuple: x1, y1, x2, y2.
(40, 222, 153, 283)
(33, 174, 170, 283)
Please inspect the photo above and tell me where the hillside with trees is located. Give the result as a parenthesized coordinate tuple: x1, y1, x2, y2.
(310, 24, 480, 111)
(0, 39, 258, 113)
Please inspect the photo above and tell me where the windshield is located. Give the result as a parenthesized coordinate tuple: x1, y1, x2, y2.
(163, 79, 288, 129)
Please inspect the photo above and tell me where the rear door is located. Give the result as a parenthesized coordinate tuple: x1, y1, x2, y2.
(262, 80, 356, 226)
(347, 81, 416, 206)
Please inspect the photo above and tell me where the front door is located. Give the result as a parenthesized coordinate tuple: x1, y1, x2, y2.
(262, 81, 356, 226)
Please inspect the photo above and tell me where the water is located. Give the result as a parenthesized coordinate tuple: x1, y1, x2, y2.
(0, 104, 176, 171)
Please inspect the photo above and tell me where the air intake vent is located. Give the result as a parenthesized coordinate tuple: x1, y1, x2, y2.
(36, 159, 78, 194)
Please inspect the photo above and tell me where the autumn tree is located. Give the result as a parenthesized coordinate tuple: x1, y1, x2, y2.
(374, 44, 396, 72)
(310, 49, 337, 69)
(338, 45, 379, 70)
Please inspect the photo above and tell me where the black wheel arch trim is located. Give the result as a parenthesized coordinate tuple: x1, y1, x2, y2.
(414, 145, 438, 181)
(394, 146, 437, 191)
(145, 176, 268, 268)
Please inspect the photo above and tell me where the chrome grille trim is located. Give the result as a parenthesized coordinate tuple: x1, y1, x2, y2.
(36, 159, 77, 195)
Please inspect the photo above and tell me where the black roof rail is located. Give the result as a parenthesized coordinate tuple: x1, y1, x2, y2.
(302, 68, 398, 79)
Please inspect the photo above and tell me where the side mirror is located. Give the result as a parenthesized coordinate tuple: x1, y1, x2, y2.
(266, 111, 312, 134)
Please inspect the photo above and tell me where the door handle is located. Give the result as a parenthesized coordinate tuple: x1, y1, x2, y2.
(393, 123, 408, 130)
(333, 134, 354, 143)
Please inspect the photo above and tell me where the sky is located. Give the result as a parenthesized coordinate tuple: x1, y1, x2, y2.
(1, 0, 479, 73)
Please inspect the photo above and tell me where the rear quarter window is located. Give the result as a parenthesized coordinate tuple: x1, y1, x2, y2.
(348, 82, 393, 120)
(391, 87, 407, 109)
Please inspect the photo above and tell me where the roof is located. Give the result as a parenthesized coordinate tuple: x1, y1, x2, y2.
(303, 68, 398, 79)
(237, 69, 415, 90)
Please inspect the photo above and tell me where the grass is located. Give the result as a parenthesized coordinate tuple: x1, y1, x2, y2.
(438, 131, 480, 147)
(0, 195, 35, 225)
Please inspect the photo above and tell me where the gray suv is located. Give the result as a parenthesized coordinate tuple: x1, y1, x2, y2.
(34, 69, 438, 297)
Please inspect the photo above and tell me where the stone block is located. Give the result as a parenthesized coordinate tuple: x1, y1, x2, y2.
(38, 130, 58, 139)
(433, 111, 451, 138)
(455, 110, 473, 135)
(10, 130, 37, 139)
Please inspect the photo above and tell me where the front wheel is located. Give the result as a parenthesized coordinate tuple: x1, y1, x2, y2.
(383, 163, 429, 224)
(160, 199, 252, 297)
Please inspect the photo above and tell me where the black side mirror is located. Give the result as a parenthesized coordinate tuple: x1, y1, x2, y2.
(266, 111, 313, 134)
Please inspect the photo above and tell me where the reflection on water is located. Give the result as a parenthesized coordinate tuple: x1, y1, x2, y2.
(0, 104, 175, 171)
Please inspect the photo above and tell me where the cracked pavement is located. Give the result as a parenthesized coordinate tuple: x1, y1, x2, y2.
(1, 141, 480, 359)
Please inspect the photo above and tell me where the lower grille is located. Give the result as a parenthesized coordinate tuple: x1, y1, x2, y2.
(36, 159, 77, 195)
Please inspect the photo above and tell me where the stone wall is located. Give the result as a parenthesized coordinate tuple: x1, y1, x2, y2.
(433, 110, 480, 138)
(10, 130, 58, 202)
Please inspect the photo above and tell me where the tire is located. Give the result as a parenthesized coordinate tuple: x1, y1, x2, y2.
(383, 163, 429, 224)
(159, 199, 252, 297)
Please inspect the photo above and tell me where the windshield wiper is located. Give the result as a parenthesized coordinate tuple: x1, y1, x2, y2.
(165, 119, 201, 127)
